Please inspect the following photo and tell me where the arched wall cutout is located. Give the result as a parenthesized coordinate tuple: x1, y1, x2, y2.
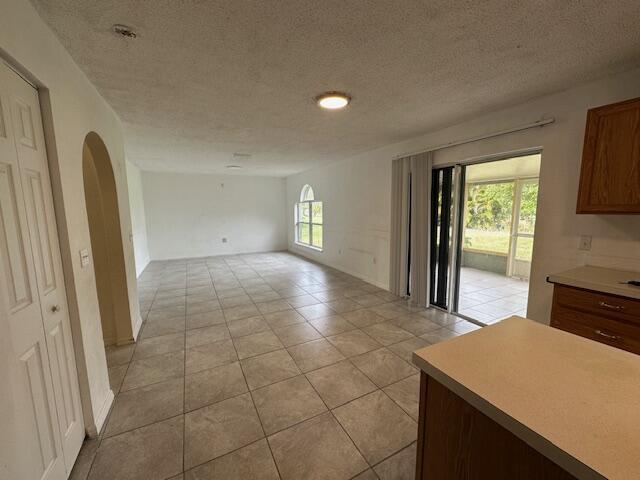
(82, 132, 133, 346)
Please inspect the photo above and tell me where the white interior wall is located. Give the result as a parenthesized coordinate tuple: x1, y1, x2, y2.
(1, 0, 140, 435)
(143, 171, 287, 260)
(287, 156, 391, 288)
(287, 67, 640, 323)
(126, 161, 150, 276)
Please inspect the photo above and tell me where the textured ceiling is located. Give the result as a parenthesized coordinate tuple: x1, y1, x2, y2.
(31, 0, 640, 176)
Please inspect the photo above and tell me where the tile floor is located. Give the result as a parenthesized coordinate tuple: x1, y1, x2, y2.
(457, 267, 529, 324)
(72, 252, 480, 480)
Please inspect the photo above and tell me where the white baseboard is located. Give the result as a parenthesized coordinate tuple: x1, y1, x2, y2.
(136, 255, 151, 278)
(287, 246, 389, 291)
(148, 248, 288, 263)
(131, 312, 143, 341)
(88, 388, 114, 438)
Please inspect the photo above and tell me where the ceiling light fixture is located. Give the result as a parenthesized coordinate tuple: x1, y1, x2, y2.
(316, 91, 351, 110)
(226, 165, 243, 170)
(113, 24, 137, 38)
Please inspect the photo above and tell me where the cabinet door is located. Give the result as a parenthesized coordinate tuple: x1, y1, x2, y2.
(577, 97, 640, 213)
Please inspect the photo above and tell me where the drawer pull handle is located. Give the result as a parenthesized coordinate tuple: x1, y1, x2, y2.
(595, 330, 621, 341)
(598, 301, 624, 311)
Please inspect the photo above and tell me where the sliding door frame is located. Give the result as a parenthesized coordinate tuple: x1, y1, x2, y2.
(429, 167, 453, 309)
(429, 148, 542, 326)
(448, 165, 465, 313)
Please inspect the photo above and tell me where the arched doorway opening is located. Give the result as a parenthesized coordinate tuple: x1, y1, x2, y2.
(82, 132, 133, 346)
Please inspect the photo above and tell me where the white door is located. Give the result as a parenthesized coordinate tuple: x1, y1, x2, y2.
(0, 62, 84, 479)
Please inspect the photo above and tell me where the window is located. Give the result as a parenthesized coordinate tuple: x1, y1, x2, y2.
(295, 184, 323, 250)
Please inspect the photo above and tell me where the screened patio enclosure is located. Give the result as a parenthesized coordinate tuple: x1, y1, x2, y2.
(457, 154, 541, 324)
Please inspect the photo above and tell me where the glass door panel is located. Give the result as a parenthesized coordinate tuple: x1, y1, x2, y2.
(430, 167, 455, 309)
(454, 154, 541, 325)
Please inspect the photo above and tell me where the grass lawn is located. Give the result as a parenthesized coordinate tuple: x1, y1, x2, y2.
(463, 229, 533, 261)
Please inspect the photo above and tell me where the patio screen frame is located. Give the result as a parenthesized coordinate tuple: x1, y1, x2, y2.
(461, 175, 539, 279)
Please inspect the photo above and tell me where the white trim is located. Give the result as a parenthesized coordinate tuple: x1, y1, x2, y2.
(88, 388, 114, 438)
(294, 241, 323, 252)
(131, 312, 144, 341)
(300, 184, 315, 201)
(135, 254, 150, 278)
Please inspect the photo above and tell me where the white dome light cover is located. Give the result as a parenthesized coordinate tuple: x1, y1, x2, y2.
(316, 92, 351, 110)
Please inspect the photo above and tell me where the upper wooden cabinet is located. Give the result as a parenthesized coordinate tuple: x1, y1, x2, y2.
(577, 97, 640, 214)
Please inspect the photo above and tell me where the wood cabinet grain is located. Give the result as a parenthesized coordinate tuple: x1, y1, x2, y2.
(577, 96, 640, 214)
(550, 284, 640, 355)
(415, 373, 576, 480)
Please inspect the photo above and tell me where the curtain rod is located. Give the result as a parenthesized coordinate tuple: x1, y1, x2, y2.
(393, 118, 555, 159)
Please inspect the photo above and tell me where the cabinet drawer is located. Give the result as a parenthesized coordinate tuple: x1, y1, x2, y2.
(553, 284, 640, 325)
(551, 305, 640, 355)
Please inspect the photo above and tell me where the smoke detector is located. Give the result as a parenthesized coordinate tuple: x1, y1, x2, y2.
(113, 24, 137, 38)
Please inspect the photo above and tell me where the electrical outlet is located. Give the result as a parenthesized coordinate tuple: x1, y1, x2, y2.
(578, 235, 592, 251)
(222, 238, 227, 243)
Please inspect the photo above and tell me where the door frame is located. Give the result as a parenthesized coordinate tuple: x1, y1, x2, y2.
(431, 148, 543, 326)
(429, 166, 454, 309)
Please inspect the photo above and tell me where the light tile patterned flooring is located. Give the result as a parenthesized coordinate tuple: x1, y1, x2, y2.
(72, 252, 480, 480)
(457, 267, 529, 324)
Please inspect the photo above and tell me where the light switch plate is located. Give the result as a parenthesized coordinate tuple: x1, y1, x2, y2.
(80, 248, 90, 267)
(578, 235, 592, 251)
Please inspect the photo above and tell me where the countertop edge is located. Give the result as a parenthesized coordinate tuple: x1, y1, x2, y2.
(412, 353, 606, 480)
(547, 273, 640, 300)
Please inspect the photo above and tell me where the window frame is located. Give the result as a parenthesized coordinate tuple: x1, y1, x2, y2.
(295, 185, 323, 251)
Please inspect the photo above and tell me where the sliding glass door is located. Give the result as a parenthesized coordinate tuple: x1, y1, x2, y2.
(455, 154, 541, 324)
(429, 167, 456, 309)
(429, 154, 541, 325)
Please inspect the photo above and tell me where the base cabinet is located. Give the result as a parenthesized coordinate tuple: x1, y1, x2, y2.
(415, 373, 576, 480)
(550, 284, 640, 355)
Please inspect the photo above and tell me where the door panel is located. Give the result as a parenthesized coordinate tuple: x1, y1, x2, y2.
(0, 65, 67, 480)
(20, 343, 59, 474)
(0, 162, 33, 309)
(8, 63, 85, 472)
(429, 167, 455, 309)
(24, 170, 57, 293)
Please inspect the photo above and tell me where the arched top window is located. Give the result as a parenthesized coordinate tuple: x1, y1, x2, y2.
(300, 184, 315, 202)
(295, 184, 323, 250)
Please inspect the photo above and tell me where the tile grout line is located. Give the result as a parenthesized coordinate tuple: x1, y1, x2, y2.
(301, 364, 375, 477)
(84, 283, 157, 480)
(227, 266, 284, 480)
(182, 263, 188, 475)
(84, 252, 471, 479)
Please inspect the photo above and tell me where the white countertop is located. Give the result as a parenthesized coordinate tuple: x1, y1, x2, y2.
(547, 265, 640, 300)
(413, 316, 640, 480)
